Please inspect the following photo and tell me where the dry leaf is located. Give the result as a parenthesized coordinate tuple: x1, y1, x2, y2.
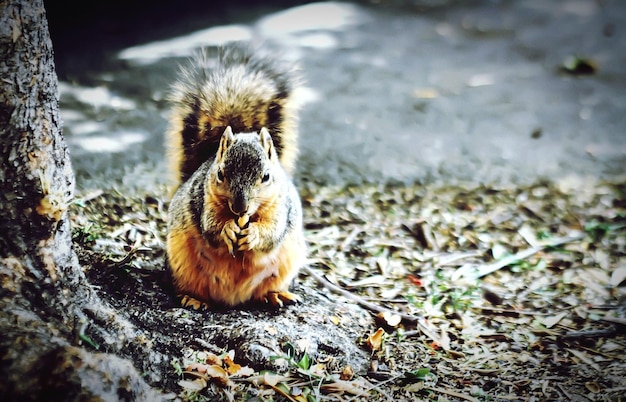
(491, 243, 508, 260)
(178, 378, 207, 392)
(340, 365, 354, 380)
(538, 311, 568, 329)
(203, 352, 221, 366)
(405, 381, 425, 392)
(366, 328, 385, 351)
(439, 327, 451, 351)
(585, 381, 601, 393)
(567, 348, 601, 372)
(347, 274, 389, 288)
(245, 373, 290, 386)
(609, 266, 626, 287)
(518, 224, 539, 248)
(321, 378, 368, 395)
(185, 362, 208, 374)
(223, 356, 241, 375)
(376, 311, 402, 328)
(310, 363, 327, 377)
(202, 364, 231, 387)
(262, 371, 283, 387)
(235, 366, 255, 377)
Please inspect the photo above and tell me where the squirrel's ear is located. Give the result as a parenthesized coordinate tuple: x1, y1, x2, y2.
(259, 127, 277, 160)
(218, 126, 234, 161)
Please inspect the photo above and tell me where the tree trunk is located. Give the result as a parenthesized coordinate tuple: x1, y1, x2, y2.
(0, 0, 160, 399)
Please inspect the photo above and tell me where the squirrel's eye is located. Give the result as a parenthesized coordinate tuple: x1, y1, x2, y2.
(261, 172, 270, 183)
(217, 169, 224, 182)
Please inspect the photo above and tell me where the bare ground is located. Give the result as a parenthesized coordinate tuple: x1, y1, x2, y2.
(71, 176, 626, 401)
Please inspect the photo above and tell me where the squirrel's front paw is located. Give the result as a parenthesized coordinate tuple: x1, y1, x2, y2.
(221, 219, 241, 256)
(237, 223, 260, 251)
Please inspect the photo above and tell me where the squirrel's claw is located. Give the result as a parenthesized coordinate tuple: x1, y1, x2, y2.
(265, 291, 301, 308)
(226, 241, 236, 258)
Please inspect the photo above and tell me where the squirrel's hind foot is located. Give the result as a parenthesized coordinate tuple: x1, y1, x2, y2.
(264, 291, 301, 308)
(179, 294, 211, 311)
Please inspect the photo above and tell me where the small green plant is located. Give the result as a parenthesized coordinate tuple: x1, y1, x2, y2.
(172, 358, 183, 376)
(584, 220, 625, 243)
(72, 222, 103, 244)
(510, 257, 547, 273)
(270, 342, 315, 374)
(447, 286, 478, 313)
(401, 367, 433, 385)
(78, 332, 99, 350)
(266, 343, 329, 402)
(419, 270, 479, 315)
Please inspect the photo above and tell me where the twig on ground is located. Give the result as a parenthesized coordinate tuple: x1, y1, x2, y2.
(556, 383, 575, 401)
(436, 251, 482, 266)
(563, 326, 617, 339)
(194, 338, 224, 354)
(73, 189, 104, 205)
(346, 374, 404, 402)
(110, 246, 152, 267)
(451, 233, 585, 280)
(303, 265, 423, 323)
(425, 386, 480, 402)
(302, 265, 447, 349)
(567, 348, 602, 372)
(340, 226, 364, 252)
(472, 305, 573, 316)
(601, 316, 626, 326)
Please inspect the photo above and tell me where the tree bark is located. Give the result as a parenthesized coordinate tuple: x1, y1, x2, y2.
(0, 0, 161, 399)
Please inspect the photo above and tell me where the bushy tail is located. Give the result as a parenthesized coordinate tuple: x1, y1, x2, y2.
(165, 43, 301, 190)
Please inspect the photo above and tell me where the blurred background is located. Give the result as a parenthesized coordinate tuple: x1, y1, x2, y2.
(44, 0, 626, 192)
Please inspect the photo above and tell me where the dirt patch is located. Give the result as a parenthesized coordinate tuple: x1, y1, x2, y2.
(70, 176, 626, 401)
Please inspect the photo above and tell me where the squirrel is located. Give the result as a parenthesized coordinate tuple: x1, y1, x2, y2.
(164, 44, 306, 310)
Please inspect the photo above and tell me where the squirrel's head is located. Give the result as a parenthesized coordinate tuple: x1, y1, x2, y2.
(210, 126, 282, 217)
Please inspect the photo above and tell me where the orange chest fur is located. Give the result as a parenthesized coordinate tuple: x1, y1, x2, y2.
(167, 222, 301, 306)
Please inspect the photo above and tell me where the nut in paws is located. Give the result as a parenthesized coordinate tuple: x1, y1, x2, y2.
(237, 214, 250, 229)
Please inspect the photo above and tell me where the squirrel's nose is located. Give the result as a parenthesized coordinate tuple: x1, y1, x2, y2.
(229, 196, 248, 216)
